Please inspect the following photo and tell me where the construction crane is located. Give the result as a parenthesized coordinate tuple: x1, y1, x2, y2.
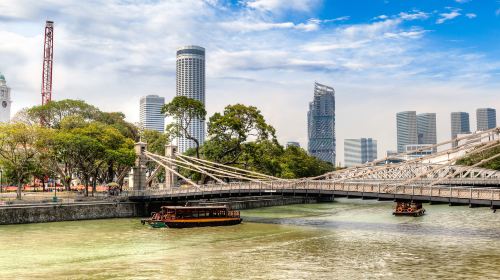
(41, 20, 54, 106)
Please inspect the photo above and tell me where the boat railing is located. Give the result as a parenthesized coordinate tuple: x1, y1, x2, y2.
(228, 210, 240, 218)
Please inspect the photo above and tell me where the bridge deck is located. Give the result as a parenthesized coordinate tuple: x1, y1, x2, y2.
(127, 181, 500, 207)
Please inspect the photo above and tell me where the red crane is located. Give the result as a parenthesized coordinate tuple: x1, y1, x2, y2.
(41, 20, 54, 106)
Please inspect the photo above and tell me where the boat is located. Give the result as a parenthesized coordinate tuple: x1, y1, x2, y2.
(141, 205, 242, 228)
(392, 201, 426, 217)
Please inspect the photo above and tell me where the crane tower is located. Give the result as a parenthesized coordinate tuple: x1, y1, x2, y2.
(41, 20, 54, 106)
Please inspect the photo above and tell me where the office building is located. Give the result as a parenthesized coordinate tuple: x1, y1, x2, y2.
(0, 73, 12, 123)
(451, 112, 470, 147)
(417, 113, 437, 152)
(404, 144, 433, 160)
(176, 45, 206, 153)
(476, 108, 496, 131)
(344, 138, 377, 167)
(396, 111, 417, 153)
(139, 95, 165, 132)
(307, 82, 336, 163)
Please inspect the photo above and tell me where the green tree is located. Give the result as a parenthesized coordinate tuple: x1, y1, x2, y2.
(26, 99, 100, 129)
(0, 123, 44, 199)
(204, 104, 277, 165)
(162, 96, 206, 158)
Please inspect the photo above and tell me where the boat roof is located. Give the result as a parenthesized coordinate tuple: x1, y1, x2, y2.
(160, 206, 229, 210)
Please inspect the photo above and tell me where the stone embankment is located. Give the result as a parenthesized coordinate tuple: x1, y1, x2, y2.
(0, 202, 141, 225)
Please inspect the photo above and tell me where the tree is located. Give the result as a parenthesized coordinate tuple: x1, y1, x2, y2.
(204, 104, 277, 165)
(278, 145, 334, 178)
(0, 123, 44, 199)
(162, 96, 206, 158)
(26, 99, 100, 129)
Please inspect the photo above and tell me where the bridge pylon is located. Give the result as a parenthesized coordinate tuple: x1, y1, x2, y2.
(132, 141, 147, 190)
(165, 144, 178, 188)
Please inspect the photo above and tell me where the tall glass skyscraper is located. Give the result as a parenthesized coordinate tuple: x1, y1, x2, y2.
(176, 45, 205, 153)
(396, 111, 417, 153)
(307, 82, 335, 164)
(344, 138, 377, 167)
(476, 108, 496, 131)
(139, 95, 165, 132)
(417, 113, 437, 152)
(451, 112, 470, 147)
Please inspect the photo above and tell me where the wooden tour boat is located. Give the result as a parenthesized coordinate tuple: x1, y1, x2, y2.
(141, 205, 242, 228)
(393, 201, 426, 217)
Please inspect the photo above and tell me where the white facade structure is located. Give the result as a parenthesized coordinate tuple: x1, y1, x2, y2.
(176, 45, 206, 153)
(0, 73, 12, 123)
(139, 95, 165, 132)
(344, 138, 377, 167)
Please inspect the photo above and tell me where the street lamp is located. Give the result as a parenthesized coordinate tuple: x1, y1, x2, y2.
(0, 169, 3, 193)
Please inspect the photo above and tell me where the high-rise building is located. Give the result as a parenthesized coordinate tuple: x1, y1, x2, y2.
(176, 45, 206, 153)
(344, 138, 377, 167)
(417, 113, 437, 152)
(476, 108, 496, 131)
(396, 111, 417, 153)
(0, 73, 12, 123)
(139, 95, 165, 132)
(451, 112, 470, 147)
(307, 82, 335, 163)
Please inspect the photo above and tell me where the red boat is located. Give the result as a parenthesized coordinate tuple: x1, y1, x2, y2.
(141, 205, 242, 228)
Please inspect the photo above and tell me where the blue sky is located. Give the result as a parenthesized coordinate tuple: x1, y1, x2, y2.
(0, 0, 499, 164)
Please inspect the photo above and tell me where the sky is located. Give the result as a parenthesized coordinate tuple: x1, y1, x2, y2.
(0, 0, 499, 164)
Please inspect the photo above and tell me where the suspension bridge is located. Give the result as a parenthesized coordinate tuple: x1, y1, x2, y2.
(127, 127, 500, 209)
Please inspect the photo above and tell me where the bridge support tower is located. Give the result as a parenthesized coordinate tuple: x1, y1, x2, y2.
(165, 144, 178, 188)
(132, 141, 147, 191)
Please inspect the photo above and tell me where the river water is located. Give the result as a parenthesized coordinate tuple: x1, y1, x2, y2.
(1, 199, 499, 279)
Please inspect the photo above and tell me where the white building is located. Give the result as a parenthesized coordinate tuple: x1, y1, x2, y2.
(139, 95, 165, 132)
(0, 73, 12, 123)
(344, 138, 377, 167)
(176, 45, 206, 153)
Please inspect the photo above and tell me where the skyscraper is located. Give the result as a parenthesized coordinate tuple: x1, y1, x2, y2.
(396, 111, 417, 153)
(476, 108, 496, 131)
(0, 73, 12, 123)
(176, 45, 206, 153)
(139, 95, 165, 132)
(344, 138, 377, 167)
(417, 113, 437, 152)
(451, 112, 470, 147)
(307, 82, 335, 164)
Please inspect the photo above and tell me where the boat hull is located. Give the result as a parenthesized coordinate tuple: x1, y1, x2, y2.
(164, 218, 242, 228)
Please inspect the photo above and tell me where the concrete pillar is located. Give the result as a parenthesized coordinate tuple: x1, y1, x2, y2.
(132, 142, 147, 191)
(165, 144, 178, 189)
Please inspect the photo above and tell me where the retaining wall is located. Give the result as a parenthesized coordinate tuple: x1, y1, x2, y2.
(0, 202, 141, 225)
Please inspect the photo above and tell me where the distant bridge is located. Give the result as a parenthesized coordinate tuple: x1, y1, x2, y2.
(128, 127, 500, 208)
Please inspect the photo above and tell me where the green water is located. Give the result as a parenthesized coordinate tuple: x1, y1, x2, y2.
(1, 199, 500, 279)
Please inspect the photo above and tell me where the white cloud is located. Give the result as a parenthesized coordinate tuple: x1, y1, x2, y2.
(454, 0, 471, 3)
(245, 0, 321, 13)
(465, 13, 477, 19)
(436, 8, 462, 24)
(398, 11, 429, 20)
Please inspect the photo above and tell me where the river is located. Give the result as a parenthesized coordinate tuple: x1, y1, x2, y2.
(1, 199, 499, 279)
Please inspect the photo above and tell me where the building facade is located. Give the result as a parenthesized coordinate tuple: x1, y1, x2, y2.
(417, 113, 437, 152)
(176, 45, 206, 153)
(451, 112, 470, 147)
(307, 82, 336, 164)
(139, 95, 165, 132)
(396, 111, 417, 153)
(0, 73, 12, 123)
(344, 138, 377, 167)
(476, 108, 496, 131)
